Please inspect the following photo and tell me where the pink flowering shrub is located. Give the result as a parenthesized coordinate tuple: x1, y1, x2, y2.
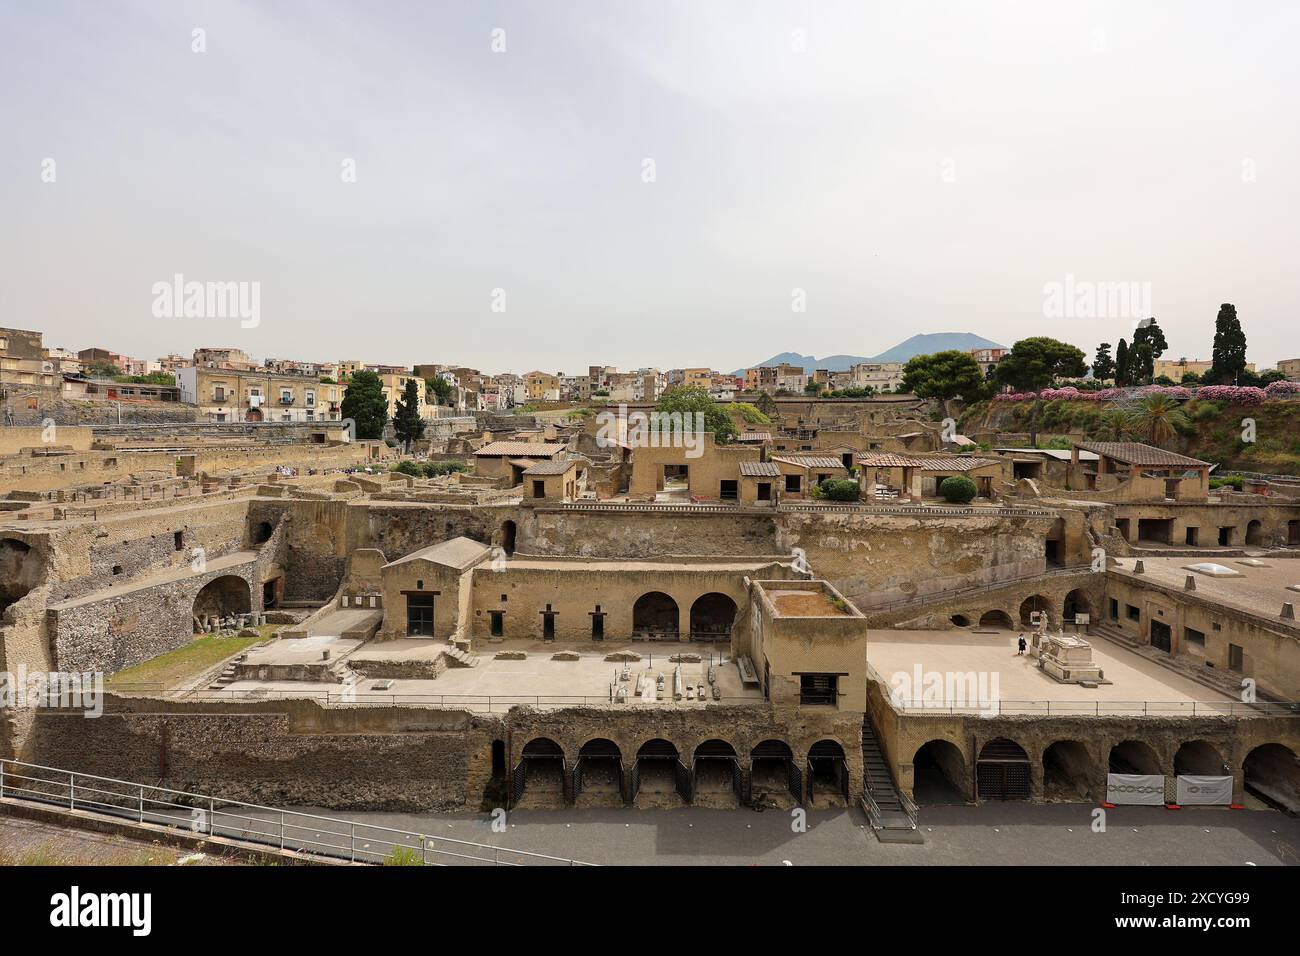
(1265, 380, 1300, 396)
(1197, 385, 1266, 405)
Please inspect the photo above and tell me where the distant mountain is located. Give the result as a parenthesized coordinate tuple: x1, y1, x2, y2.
(732, 332, 1005, 375)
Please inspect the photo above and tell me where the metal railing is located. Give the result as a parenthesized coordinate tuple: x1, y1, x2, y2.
(102, 685, 764, 711)
(859, 563, 1093, 612)
(890, 698, 1299, 717)
(0, 759, 594, 866)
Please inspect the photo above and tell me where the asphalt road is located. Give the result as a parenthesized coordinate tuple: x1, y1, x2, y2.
(285, 802, 1300, 866)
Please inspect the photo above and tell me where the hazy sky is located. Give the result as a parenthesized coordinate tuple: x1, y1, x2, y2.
(4, 0, 1298, 373)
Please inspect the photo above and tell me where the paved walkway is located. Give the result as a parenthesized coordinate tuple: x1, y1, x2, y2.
(281, 803, 1300, 866)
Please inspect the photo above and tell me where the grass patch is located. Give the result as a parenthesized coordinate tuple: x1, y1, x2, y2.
(106, 627, 275, 690)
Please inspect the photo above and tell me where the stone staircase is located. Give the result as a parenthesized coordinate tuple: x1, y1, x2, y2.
(1090, 623, 1249, 700)
(861, 715, 923, 844)
(443, 645, 480, 668)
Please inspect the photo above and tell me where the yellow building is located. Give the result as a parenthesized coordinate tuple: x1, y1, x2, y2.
(177, 367, 342, 422)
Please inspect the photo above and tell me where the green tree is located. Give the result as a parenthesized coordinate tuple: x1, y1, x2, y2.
(1114, 338, 1130, 387)
(900, 350, 989, 402)
(424, 376, 452, 405)
(656, 385, 737, 443)
(1096, 409, 1132, 442)
(1208, 303, 1247, 384)
(813, 478, 861, 501)
(1091, 343, 1115, 382)
(1129, 341, 1154, 385)
(85, 360, 121, 378)
(392, 378, 426, 452)
(1131, 317, 1168, 360)
(755, 391, 777, 417)
(804, 380, 824, 395)
(340, 370, 389, 440)
(1125, 393, 1190, 446)
(993, 337, 1087, 392)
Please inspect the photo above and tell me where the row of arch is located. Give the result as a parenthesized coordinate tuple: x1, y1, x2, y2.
(911, 737, 1297, 805)
(949, 590, 1093, 630)
(631, 591, 738, 638)
(510, 735, 849, 807)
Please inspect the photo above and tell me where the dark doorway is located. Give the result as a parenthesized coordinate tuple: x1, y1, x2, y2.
(500, 520, 517, 556)
(632, 591, 679, 638)
(1150, 619, 1172, 653)
(913, 740, 967, 804)
(719, 479, 738, 501)
(689, 593, 737, 640)
(541, 604, 556, 641)
(1246, 520, 1264, 546)
(262, 579, 278, 609)
(590, 606, 605, 640)
(1218, 527, 1233, 546)
(406, 594, 434, 636)
(976, 739, 1030, 801)
(489, 610, 503, 637)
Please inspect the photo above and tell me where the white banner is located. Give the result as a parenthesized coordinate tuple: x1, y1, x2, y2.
(1176, 775, 1234, 806)
(1107, 773, 1165, 805)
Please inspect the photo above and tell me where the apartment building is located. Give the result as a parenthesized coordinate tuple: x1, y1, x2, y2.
(177, 367, 342, 422)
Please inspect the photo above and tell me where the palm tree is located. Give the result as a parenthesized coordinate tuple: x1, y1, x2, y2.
(1096, 409, 1131, 442)
(1125, 394, 1189, 446)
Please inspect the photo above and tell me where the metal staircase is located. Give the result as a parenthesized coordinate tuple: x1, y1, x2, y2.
(860, 715, 923, 843)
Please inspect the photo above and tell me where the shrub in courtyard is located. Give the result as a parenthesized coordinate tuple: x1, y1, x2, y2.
(939, 475, 977, 504)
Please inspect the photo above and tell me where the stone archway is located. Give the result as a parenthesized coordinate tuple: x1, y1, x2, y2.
(1062, 589, 1091, 624)
(1042, 740, 1095, 801)
(1019, 595, 1052, 627)
(632, 592, 679, 638)
(689, 593, 737, 640)
(192, 575, 252, 628)
(1245, 520, 1265, 546)
(1109, 739, 1162, 775)
(1242, 743, 1299, 812)
(979, 609, 1014, 629)
(0, 538, 41, 618)
(1174, 740, 1226, 776)
(913, 739, 967, 804)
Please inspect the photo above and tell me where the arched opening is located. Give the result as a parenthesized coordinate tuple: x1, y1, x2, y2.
(574, 738, 622, 803)
(976, 738, 1030, 800)
(500, 520, 517, 557)
(750, 739, 798, 806)
(1174, 740, 1226, 777)
(191, 575, 252, 630)
(913, 740, 967, 805)
(1245, 520, 1265, 546)
(516, 737, 566, 806)
(1062, 589, 1091, 625)
(632, 591, 679, 639)
(693, 739, 740, 804)
(1243, 743, 1299, 812)
(245, 407, 263, 422)
(950, 614, 971, 627)
(978, 609, 1014, 629)
(1109, 740, 1162, 775)
(1019, 595, 1051, 627)
(1042, 740, 1094, 801)
(633, 739, 683, 804)
(252, 520, 274, 545)
(0, 538, 41, 618)
(807, 739, 849, 804)
(689, 593, 737, 641)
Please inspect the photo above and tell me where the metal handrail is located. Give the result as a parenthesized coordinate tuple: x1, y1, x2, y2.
(0, 759, 594, 866)
(99, 686, 764, 710)
(860, 563, 1093, 612)
(890, 698, 1298, 717)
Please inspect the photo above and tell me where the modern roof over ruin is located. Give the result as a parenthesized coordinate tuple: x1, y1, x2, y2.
(1075, 442, 1210, 468)
(857, 453, 926, 468)
(475, 441, 567, 458)
(770, 455, 848, 470)
(523, 458, 578, 476)
(914, 456, 999, 472)
(383, 536, 492, 571)
(739, 461, 781, 477)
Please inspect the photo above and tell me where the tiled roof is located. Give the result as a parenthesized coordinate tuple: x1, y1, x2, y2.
(1075, 442, 1209, 467)
(736, 432, 772, 442)
(915, 456, 998, 472)
(771, 455, 849, 470)
(739, 461, 781, 477)
(857, 454, 926, 468)
(475, 441, 567, 457)
(523, 458, 577, 475)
